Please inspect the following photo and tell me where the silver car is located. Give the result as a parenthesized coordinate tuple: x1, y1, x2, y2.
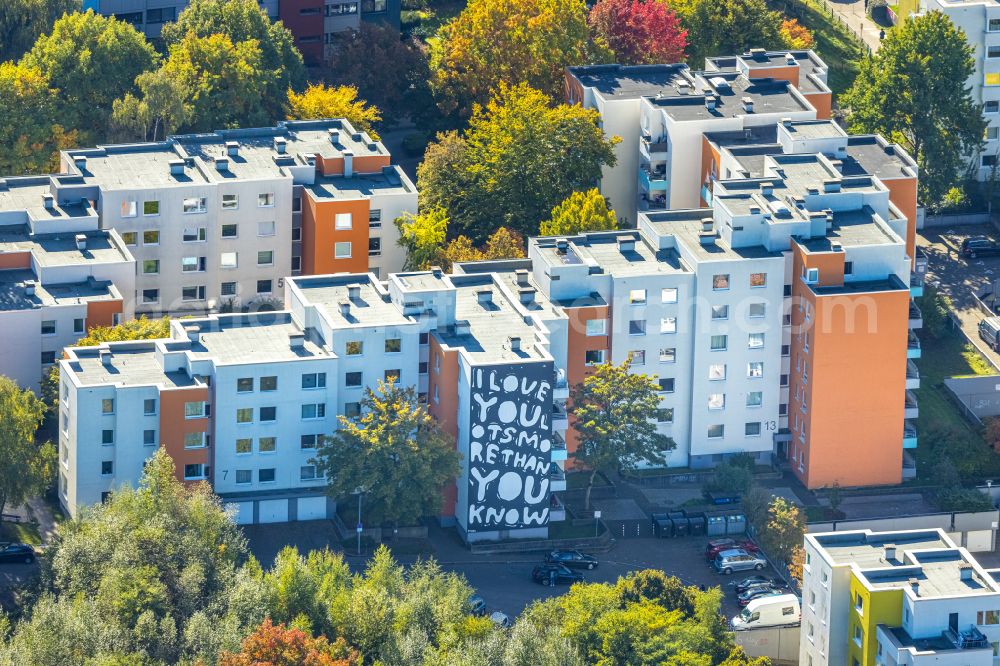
(714, 548, 767, 574)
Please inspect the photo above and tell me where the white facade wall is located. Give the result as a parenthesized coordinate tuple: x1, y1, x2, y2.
(367, 188, 417, 278)
(0, 309, 44, 392)
(598, 97, 646, 226)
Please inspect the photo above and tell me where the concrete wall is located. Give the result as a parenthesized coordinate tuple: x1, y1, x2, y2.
(808, 510, 999, 552)
(944, 375, 1000, 419)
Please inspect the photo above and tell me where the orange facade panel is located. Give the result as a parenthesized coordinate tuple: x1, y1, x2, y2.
(158, 387, 211, 483)
(882, 177, 918, 268)
(563, 304, 609, 465)
(747, 65, 800, 87)
(802, 91, 832, 120)
(300, 192, 370, 275)
(0, 252, 31, 270)
(701, 137, 721, 206)
(427, 337, 460, 517)
(85, 299, 123, 331)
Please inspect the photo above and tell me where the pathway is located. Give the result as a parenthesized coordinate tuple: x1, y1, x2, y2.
(820, 0, 885, 53)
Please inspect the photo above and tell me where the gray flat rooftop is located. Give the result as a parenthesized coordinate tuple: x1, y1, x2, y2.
(725, 146, 783, 179)
(783, 119, 845, 140)
(651, 75, 810, 122)
(73, 143, 210, 189)
(809, 275, 908, 296)
(860, 550, 997, 597)
(705, 125, 779, 148)
(533, 231, 687, 277)
(185, 314, 328, 364)
(67, 343, 195, 388)
(294, 275, 411, 328)
(395, 271, 452, 293)
(0, 178, 92, 221)
(652, 212, 780, 261)
(567, 64, 692, 100)
(814, 530, 950, 568)
(800, 208, 900, 251)
(0, 270, 117, 311)
(0, 225, 128, 266)
(842, 136, 917, 180)
(304, 169, 412, 200)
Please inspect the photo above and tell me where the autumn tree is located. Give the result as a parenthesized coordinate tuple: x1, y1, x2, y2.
(395, 208, 449, 270)
(442, 227, 527, 268)
(0, 61, 77, 175)
(841, 11, 985, 205)
(313, 379, 461, 527)
(287, 84, 382, 139)
(418, 84, 618, 242)
(781, 18, 815, 49)
(588, 0, 687, 65)
(677, 0, 784, 67)
(540, 188, 618, 236)
(760, 497, 806, 563)
(570, 358, 674, 510)
(0, 376, 56, 519)
(111, 68, 194, 142)
(218, 619, 359, 666)
(0, 0, 80, 63)
(428, 0, 603, 117)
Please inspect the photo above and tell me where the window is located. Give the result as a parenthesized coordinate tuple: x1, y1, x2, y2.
(102, 460, 113, 475)
(345, 402, 362, 418)
(301, 465, 319, 481)
(659, 378, 675, 393)
(183, 197, 207, 214)
(292, 196, 302, 212)
(41, 351, 55, 364)
(708, 424, 725, 439)
(629, 289, 647, 304)
(708, 393, 725, 410)
(978, 610, 1000, 625)
(259, 436, 276, 453)
(419, 362, 428, 374)
(291, 227, 301, 241)
(253, 280, 271, 295)
(662, 287, 678, 303)
(370, 209, 382, 226)
(985, 155, 998, 168)
(804, 268, 819, 283)
(184, 432, 206, 449)
(120, 200, 137, 217)
(988, 101, 1000, 114)
(585, 350, 605, 365)
(660, 317, 677, 334)
(259, 406, 276, 422)
(236, 408, 253, 424)
(142, 289, 159, 303)
(291, 256, 301, 271)
(302, 403, 326, 419)
(301, 434, 321, 449)
(844, 261, 854, 275)
(143, 230, 159, 245)
(146, 6, 176, 23)
(260, 376, 277, 391)
(74, 318, 85, 334)
(102, 398, 115, 414)
(657, 408, 674, 423)
(143, 430, 156, 446)
(709, 364, 726, 380)
(629, 350, 645, 365)
(102, 429, 114, 444)
(629, 319, 646, 335)
(300, 6, 321, 13)
(335, 242, 352, 259)
(750, 272, 767, 288)
(748, 362, 764, 378)
(713, 274, 730, 290)
(258, 468, 276, 483)
(220, 252, 238, 269)
(258, 193, 275, 207)
(182, 286, 206, 301)
(41, 320, 56, 335)
(419, 332, 429, 345)
(235, 470, 251, 485)
(369, 237, 382, 256)
(182, 256, 206, 272)
(747, 391, 763, 407)
(335, 213, 352, 230)
(181, 464, 204, 480)
(385, 338, 402, 353)
(988, 73, 1000, 86)
(257, 250, 273, 266)
(346, 341, 363, 355)
(990, 127, 1000, 141)
(746, 422, 761, 437)
(854, 625, 863, 646)
(222, 194, 238, 210)
(362, 0, 387, 11)
(184, 401, 206, 418)
(183, 227, 207, 242)
(143, 399, 157, 415)
(143, 259, 160, 274)
(346, 372, 363, 387)
(656, 348, 674, 364)
(236, 438, 252, 454)
(586, 319, 607, 336)
(710, 335, 727, 351)
(711, 305, 728, 320)
(781, 374, 789, 387)
(855, 595, 865, 612)
(121, 231, 137, 246)
(748, 332, 765, 348)
(258, 221, 275, 237)
(385, 369, 401, 382)
(990, 17, 1000, 31)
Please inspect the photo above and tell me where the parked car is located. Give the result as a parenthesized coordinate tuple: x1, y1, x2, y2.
(738, 586, 785, 607)
(705, 539, 760, 561)
(532, 563, 585, 586)
(490, 611, 511, 628)
(545, 550, 599, 570)
(732, 575, 772, 593)
(468, 594, 487, 616)
(731, 594, 801, 630)
(961, 236, 1000, 259)
(0, 543, 35, 564)
(714, 549, 768, 575)
(980, 317, 1000, 351)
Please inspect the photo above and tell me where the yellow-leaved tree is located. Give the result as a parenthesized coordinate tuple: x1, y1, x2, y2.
(540, 188, 618, 236)
(287, 84, 382, 140)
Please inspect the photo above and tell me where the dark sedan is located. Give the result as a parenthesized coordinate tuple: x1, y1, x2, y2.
(961, 237, 1000, 259)
(0, 543, 35, 564)
(705, 539, 760, 561)
(737, 586, 784, 607)
(532, 563, 585, 586)
(544, 550, 599, 570)
(732, 575, 771, 593)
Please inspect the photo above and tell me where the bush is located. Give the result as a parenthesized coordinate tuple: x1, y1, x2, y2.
(937, 487, 994, 512)
(704, 461, 754, 495)
(866, 0, 888, 20)
(940, 185, 972, 213)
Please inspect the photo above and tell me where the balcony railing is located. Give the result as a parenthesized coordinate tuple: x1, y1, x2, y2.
(909, 301, 922, 328)
(907, 332, 921, 358)
(914, 246, 929, 275)
(910, 274, 924, 297)
(903, 420, 918, 449)
(906, 359, 920, 389)
(946, 627, 990, 650)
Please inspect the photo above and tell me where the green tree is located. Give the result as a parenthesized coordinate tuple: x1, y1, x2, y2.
(442, 227, 527, 269)
(615, 570, 695, 617)
(841, 11, 985, 205)
(917, 284, 952, 339)
(570, 358, 674, 510)
(111, 68, 194, 142)
(0, 376, 56, 518)
(760, 497, 805, 563)
(395, 208, 449, 270)
(703, 460, 753, 495)
(160, 0, 305, 123)
(0, 61, 77, 175)
(20, 10, 158, 143)
(419, 83, 618, 242)
(540, 189, 619, 236)
(428, 0, 605, 117)
(741, 483, 771, 529)
(677, 0, 785, 68)
(287, 84, 382, 140)
(0, 0, 80, 63)
(313, 379, 461, 527)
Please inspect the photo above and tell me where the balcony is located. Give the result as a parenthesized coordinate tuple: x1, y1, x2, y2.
(552, 406, 568, 432)
(910, 274, 924, 298)
(903, 421, 918, 449)
(554, 373, 569, 401)
(550, 494, 566, 522)
(914, 246, 929, 275)
(550, 468, 567, 492)
(639, 194, 668, 212)
(906, 359, 920, 390)
(551, 431, 568, 462)
(902, 450, 917, 480)
(904, 390, 919, 420)
(640, 135, 669, 160)
(907, 332, 921, 359)
(639, 166, 668, 191)
(909, 301, 922, 329)
(945, 627, 990, 650)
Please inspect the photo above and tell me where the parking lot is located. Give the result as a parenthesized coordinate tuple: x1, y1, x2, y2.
(918, 225, 1000, 369)
(245, 521, 778, 620)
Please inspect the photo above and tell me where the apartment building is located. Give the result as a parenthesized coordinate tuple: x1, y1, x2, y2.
(802, 528, 1000, 666)
(53, 119, 413, 315)
(565, 49, 832, 225)
(0, 176, 135, 391)
(80, 0, 401, 64)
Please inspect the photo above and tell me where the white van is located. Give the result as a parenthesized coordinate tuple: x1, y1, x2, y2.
(731, 594, 800, 630)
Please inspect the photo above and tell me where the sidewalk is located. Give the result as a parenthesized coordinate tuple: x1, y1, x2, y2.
(818, 0, 885, 53)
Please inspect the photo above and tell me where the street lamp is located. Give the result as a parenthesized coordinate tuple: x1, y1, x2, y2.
(353, 486, 365, 556)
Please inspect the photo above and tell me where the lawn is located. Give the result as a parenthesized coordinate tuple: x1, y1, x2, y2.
(0, 521, 42, 546)
(769, 0, 867, 95)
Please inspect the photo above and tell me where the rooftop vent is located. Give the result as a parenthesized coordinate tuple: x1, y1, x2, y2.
(225, 140, 239, 157)
(508, 336, 521, 352)
(73, 156, 87, 171)
(709, 76, 730, 89)
(515, 269, 530, 286)
(701, 218, 714, 232)
(169, 159, 185, 176)
(675, 80, 691, 94)
(830, 241, 843, 252)
(274, 137, 287, 154)
(328, 128, 340, 144)
(215, 156, 229, 173)
(785, 52, 797, 65)
(698, 218, 716, 245)
(760, 181, 774, 196)
(339, 301, 351, 317)
(342, 148, 354, 178)
(960, 563, 974, 581)
(829, 159, 843, 173)
(555, 238, 569, 254)
(742, 96, 755, 113)
(749, 206, 761, 215)
(368, 142, 377, 151)
(347, 285, 361, 301)
(806, 186, 819, 195)
(908, 577, 920, 595)
(352, 132, 363, 141)
(99, 349, 112, 367)
(289, 332, 304, 349)
(823, 178, 842, 193)
(476, 289, 493, 306)
(884, 544, 897, 561)
(24, 280, 36, 297)
(617, 237, 636, 253)
(42, 193, 54, 210)
(183, 325, 200, 343)
(431, 265, 443, 278)
(705, 95, 717, 111)
(75, 234, 87, 251)
(749, 47, 768, 60)
(519, 287, 536, 305)
(456, 321, 471, 335)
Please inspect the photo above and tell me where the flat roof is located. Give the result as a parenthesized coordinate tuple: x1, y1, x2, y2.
(809, 275, 908, 296)
(66, 343, 195, 388)
(394, 270, 452, 292)
(455, 259, 563, 320)
(567, 63, 693, 100)
(72, 143, 209, 189)
(293, 274, 411, 328)
(813, 530, 951, 568)
(858, 549, 996, 597)
(799, 208, 900, 251)
(645, 211, 781, 261)
(0, 178, 93, 221)
(183, 314, 328, 364)
(842, 136, 917, 180)
(0, 270, 117, 312)
(304, 168, 412, 200)
(650, 74, 811, 122)
(782, 119, 846, 140)
(534, 231, 688, 277)
(0, 225, 129, 267)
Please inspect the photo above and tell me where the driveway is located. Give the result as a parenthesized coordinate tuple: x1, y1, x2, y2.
(918, 225, 1000, 369)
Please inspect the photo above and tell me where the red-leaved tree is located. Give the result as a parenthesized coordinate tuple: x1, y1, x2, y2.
(589, 0, 687, 65)
(218, 619, 360, 666)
